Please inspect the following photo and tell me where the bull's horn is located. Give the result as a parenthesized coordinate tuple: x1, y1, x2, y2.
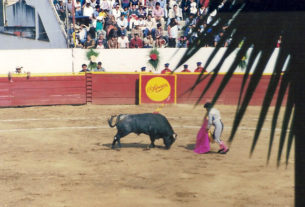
(173, 133, 178, 139)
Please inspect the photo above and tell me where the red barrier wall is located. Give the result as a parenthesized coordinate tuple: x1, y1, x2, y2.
(91, 73, 139, 104)
(0, 75, 86, 107)
(176, 74, 287, 106)
(0, 73, 287, 107)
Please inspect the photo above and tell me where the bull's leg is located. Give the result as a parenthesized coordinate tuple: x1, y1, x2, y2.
(163, 137, 171, 149)
(112, 131, 130, 149)
(149, 136, 155, 148)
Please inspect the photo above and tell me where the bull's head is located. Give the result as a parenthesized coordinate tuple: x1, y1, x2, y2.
(165, 133, 177, 149)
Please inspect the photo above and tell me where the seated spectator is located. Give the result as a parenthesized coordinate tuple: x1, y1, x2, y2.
(128, 4, 139, 16)
(138, 4, 147, 16)
(96, 16, 104, 35)
(214, 31, 226, 47)
(129, 14, 139, 30)
(83, 2, 94, 18)
(181, 64, 191, 72)
(155, 23, 166, 48)
(117, 14, 128, 34)
(167, 4, 182, 26)
(118, 34, 129, 48)
(112, 4, 122, 20)
(138, 15, 147, 33)
(108, 36, 119, 48)
(144, 14, 156, 38)
(131, 22, 143, 39)
(101, 0, 111, 11)
(96, 34, 108, 48)
(194, 62, 206, 72)
(129, 33, 143, 48)
(161, 63, 172, 74)
(83, 34, 96, 48)
(121, 0, 130, 9)
(152, 2, 165, 27)
(130, 0, 139, 7)
(177, 35, 188, 48)
(146, 0, 156, 12)
(94, 62, 106, 72)
(143, 33, 154, 48)
(80, 64, 90, 72)
(78, 24, 88, 45)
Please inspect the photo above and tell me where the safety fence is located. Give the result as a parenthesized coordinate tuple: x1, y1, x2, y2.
(0, 73, 286, 107)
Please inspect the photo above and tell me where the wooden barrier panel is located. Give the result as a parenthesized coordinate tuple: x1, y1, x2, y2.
(0, 75, 86, 107)
(91, 73, 139, 104)
(176, 73, 287, 106)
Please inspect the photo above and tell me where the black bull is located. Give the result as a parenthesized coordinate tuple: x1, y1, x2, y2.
(108, 113, 177, 149)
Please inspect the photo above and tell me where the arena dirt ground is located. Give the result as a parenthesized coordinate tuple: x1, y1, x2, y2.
(0, 104, 293, 207)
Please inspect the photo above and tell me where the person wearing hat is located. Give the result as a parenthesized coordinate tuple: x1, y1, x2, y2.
(161, 63, 172, 74)
(141, 67, 146, 72)
(181, 64, 191, 72)
(15, 66, 23, 74)
(80, 64, 90, 72)
(194, 62, 206, 73)
(203, 102, 229, 154)
(94, 62, 106, 72)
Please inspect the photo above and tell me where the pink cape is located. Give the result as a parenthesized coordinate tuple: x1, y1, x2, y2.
(194, 119, 210, 154)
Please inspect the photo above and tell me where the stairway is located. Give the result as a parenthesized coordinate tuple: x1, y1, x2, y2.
(86, 72, 93, 103)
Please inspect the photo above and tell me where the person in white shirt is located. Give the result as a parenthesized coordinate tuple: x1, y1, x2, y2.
(190, 0, 197, 15)
(118, 34, 129, 48)
(167, 18, 178, 47)
(112, 4, 122, 20)
(83, 2, 94, 17)
(167, 4, 182, 25)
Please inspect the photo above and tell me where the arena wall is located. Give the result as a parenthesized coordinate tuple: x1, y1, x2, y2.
(0, 73, 286, 107)
(0, 48, 281, 74)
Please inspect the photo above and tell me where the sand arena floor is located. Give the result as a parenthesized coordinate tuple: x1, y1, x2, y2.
(0, 104, 293, 207)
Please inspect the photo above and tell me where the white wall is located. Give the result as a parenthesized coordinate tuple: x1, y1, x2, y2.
(0, 48, 280, 74)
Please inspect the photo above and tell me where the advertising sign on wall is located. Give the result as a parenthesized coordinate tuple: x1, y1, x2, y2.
(139, 74, 176, 104)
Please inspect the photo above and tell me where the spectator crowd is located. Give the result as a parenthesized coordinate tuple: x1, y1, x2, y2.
(53, 0, 231, 49)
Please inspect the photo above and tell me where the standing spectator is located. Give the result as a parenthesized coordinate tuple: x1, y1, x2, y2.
(118, 34, 129, 48)
(161, 63, 172, 74)
(141, 66, 146, 72)
(194, 62, 206, 72)
(167, 18, 178, 48)
(55, 0, 66, 21)
(80, 64, 90, 72)
(181, 64, 191, 72)
(94, 62, 106, 71)
(108, 36, 119, 48)
(129, 33, 143, 48)
(67, 0, 73, 14)
(75, 0, 83, 16)
(190, 0, 197, 15)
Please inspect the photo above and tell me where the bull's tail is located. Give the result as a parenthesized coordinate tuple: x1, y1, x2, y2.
(108, 115, 118, 128)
